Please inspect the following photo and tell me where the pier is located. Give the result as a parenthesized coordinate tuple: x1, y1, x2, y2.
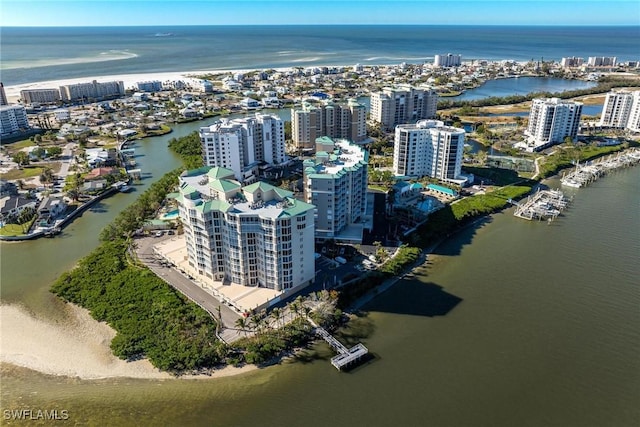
(308, 318, 369, 371)
(561, 148, 640, 189)
(512, 189, 569, 221)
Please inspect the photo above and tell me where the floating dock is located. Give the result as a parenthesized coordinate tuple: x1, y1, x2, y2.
(512, 189, 569, 221)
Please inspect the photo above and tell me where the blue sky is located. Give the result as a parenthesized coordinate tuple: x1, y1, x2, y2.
(1, 1, 639, 26)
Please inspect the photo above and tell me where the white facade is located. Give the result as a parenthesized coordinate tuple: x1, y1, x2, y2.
(599, 90, 640, 132)
(20, 89, 61, 105)
(291, 99, 367, 151)
(136, 81, 163, 92)
(587, 56, 617, 67)
(561, 57, 584, 68)
(370, 84, 438, 131)
(59, 80, 125, 102)
(525, 98, 583, 151)
(199, 113, 286, 183)
(177, 167, 315, 292)
(303, 138, 369, 243)
(393, 120, 465, 181)
(434, 54, 462, 68)
(0, 105, 30, 137)
(627, 92, 640, 132)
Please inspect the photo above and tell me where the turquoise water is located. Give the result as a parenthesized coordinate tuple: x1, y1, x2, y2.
(160, 209, 179, 220)
(2, 26, 638, 85)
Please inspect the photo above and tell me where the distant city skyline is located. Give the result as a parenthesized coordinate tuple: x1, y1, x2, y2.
(1, 1, 639, 27)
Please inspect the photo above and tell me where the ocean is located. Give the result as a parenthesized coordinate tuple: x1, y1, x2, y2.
(2, 24, 640, 426)
(1, 25, 639, 85)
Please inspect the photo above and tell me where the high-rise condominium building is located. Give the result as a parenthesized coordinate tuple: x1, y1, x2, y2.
(560, 57, 585, 68)
(434, 54, 462, 68)
(393, 120, 465, 182)
(199, 113, 286, 183)
(20, 89, 61, 105)
(525, 98, 583, 151)
(291, 99, 367, 152)
(0, 83, 7, 106)
(370, 84, 438, 131)
(599, 90, 640, 132)
(59, 80, 125, 102)
(0, 105, 30, 137)
(303, 137, 369, 243)
(177, 167, 315, 292)
(587, 57, 617, 67)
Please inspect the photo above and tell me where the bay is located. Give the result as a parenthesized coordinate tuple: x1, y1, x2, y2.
(2, 164, 638, 427)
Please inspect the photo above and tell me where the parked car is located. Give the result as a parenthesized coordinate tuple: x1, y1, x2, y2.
(155, 230, 164, 237)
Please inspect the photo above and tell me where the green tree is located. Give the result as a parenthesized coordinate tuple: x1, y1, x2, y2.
(47, 146, 63, 158)
(64, 173, 84, 201)
(13, 151, 30, 166)
(39, 167, 55, 188)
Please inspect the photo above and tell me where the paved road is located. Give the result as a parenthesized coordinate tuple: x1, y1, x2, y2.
(135, 236, 243, 343)
(56, 143, 76, 178)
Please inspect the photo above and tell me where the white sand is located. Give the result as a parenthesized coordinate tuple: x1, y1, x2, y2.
(3, 68, 292, 102)
(0, 303, 257, 380)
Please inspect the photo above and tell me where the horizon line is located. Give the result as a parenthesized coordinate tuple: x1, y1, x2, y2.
(2, 23, 638, 28)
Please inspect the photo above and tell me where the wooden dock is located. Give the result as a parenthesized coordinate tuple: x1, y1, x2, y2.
(309, 318, 369, 371)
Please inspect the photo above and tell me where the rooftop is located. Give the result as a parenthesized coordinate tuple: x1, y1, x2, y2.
(304, 138, 368, 178)
(179, 167, 314, 219)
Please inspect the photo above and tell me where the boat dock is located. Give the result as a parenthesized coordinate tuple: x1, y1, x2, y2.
(561, 149, 640, 188)
(308, 318, 369, 371)
(512, 189, 569, 221)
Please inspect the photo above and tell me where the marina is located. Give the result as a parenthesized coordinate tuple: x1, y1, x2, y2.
(561, 148, 640, 188)
(511, 189, 570, 221)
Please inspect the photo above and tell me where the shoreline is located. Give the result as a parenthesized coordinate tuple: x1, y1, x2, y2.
(0, 302, 257, 381)
(2, 68, 293, 102)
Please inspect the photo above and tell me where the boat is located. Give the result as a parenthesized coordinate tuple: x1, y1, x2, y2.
(561, 179, 581, 188)
(118, 184, 133, 193)
(44, 227, 61, 237)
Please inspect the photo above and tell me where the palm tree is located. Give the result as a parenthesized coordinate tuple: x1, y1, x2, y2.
(235, 317, 249, 337)
(270, 307, 281, 330)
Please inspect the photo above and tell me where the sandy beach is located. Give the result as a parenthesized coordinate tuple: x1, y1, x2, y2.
(0, 303, 257, 380)
(2, 68, 291, 103)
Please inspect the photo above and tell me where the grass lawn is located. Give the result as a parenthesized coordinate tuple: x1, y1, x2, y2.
(0, 166, 44, 180)
(0, 218, 36, 236)
(0, 161, 61, 181)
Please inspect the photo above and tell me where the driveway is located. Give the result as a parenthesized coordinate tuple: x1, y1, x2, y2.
(135, 235, 243, 343)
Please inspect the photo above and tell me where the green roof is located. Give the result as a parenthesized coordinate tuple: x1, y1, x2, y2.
(281, 198, 315, 217)
(427, 184, 457, 196)
(197, 199, 232, 213)
(207, 166, 236, 180)
(180, 184, 200, 199)
(242, 181, 285, 194)
(272, 187, 293, 198)
(181, 166, 210, 177)
(207, 179, 241, 193)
